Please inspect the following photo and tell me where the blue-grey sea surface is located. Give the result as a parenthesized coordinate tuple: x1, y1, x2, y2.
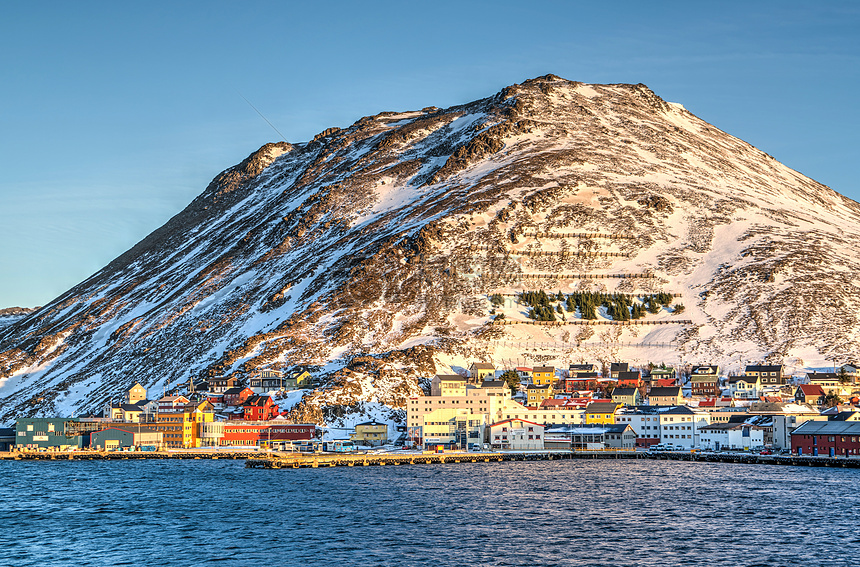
(1, 458, 857, 566)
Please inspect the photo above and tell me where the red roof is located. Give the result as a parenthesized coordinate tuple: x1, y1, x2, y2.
(653, 379, 677, 388)
(698, 399, 716, 407)
(799, 384, 826, 396)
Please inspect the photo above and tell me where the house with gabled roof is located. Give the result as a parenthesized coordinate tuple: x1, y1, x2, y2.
(612, 387, 641, 406)
(532, 366, 556, 386)
(690, 365, 720, 397)
(430, 374, 468, 397)
(795, 384, 826, 406)
(745, 364, 785, 385)
(584, 401, 621, 424)
(469, 362, 496, 382)
(728, 375, 760, 399)
(646, 386, 683, 406)
(569, 363, 597, 375)
(616, 371, 642, 388)
(609, 363, 629, 379)
(242, 395, 279, 421)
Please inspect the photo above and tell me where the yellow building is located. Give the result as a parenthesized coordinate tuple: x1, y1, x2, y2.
(126, 382, 147, 404)
(155, 400, 215, 448)
(351, 420, 388, 447)
(527, 384, 553, 408)
(469, 363, 496, 382)
(532, 366, 556, 386)
(421, 408, 487, 449)
(584, 401, 621, 425)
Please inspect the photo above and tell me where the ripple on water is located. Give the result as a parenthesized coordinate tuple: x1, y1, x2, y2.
(0, 459, 858, 566)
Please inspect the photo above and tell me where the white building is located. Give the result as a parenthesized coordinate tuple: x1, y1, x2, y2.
(698, 423, 765, 450)
(489, 419, 544, 450)
(615, 410, 662, 441)
(657, 406, 711, 448)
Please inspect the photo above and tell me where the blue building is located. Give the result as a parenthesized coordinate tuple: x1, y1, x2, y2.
(15, 418, 88, 450)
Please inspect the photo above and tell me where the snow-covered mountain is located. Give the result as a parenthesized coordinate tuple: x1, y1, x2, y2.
(2, 74, 858, 424)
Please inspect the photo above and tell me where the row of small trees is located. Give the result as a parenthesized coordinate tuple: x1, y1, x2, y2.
(515, 290, 684, 322)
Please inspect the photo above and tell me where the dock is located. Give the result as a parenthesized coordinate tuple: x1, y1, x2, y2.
(0, 450, 261, 461)
(245, 450, 860, 469)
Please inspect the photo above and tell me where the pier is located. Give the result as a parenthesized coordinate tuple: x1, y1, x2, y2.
(245, 450, 860, 469)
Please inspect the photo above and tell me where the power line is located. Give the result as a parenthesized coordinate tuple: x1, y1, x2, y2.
(238, 91, 288, 141)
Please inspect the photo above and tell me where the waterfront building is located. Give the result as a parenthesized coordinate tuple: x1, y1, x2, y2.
(420, 408, 487, 449)
(154, 400, 215, 448)
(90, 427, 163, 450)
(543, 424, 634, 450)
(15, 418, 88, 451)
(489, 419, 544, 450)
(407, 376, 585, 446)
(698, 423, 765, 451)
(351, 420, 388, 447)
(615, 407, 663, 443)
(214, 421, 316, 448)
(790, 420, 860, 456)
(0, 427, 14, 451)
(657, 406, 711, 449)
(746, 402, 822, 449)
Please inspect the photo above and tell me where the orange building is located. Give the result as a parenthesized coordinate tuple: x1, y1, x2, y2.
(155, 400, 215, 448)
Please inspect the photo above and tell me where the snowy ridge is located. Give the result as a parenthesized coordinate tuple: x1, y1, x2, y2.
(1, 74, 859, 424)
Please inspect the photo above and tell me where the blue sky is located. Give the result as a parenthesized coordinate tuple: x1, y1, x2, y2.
(1, 1, 858, 308)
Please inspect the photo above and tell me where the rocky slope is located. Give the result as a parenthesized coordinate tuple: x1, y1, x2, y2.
(2, 74, 859, 424)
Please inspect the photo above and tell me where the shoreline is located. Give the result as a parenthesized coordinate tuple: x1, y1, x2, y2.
(4, 449, 860, 469)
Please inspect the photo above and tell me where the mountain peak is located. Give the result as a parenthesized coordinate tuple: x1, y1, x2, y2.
(1, 77, 859, 423)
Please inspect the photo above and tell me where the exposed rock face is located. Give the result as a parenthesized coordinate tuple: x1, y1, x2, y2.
(2, 74, 859, 423)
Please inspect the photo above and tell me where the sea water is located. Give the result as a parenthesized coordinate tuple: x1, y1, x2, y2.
(1, 458, 857, 566)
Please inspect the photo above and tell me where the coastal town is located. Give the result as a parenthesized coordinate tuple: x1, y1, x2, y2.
(3, 361, 860, 459)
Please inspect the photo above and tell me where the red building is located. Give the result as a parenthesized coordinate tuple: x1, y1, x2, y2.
(220, 422, 317, 447)
(243, 395, 279, 421)
(790, 420, 860, 457)
(223, 387, 254, 406)
(559, 373, 598, 393)
(616, 371, 643, 389)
